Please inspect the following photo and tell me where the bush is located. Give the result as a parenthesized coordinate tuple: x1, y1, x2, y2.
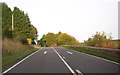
(2, 27, 13, 38)
(32, 41, 36, 44)
(14, 34, 28, 44)
(85, 32, 119, 49)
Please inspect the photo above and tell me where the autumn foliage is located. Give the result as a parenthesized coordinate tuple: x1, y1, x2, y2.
(84, 32, 119, 49)
(57, 33, 80, 45)
(38, 32, 80, 47)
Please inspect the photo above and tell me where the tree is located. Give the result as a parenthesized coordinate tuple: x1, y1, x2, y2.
(13, 7, 38, 43)
(2, 3, 12, 38)
(1, 3, 38, 44)
(38, 35, 46, 47)
(84, 31, 112, 47)
(29, 25, 38, 40)
(45, 33, 57, 47)
(13, 7, 22, 36)
(57, 33, 80, 45)
(39, 32, 80, 47)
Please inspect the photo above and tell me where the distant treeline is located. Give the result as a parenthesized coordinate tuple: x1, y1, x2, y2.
(2, 3, 38, 43)
(38, 32, 80, 47)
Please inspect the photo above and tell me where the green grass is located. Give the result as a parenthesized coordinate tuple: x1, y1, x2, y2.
(80, 43, 86, 46)
(2, 48, 39, 70)
(63, 46, 120, 63)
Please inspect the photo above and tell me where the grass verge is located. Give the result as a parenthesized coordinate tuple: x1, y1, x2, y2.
(62, 46, 120, 63)
(2, 48, 39, 71)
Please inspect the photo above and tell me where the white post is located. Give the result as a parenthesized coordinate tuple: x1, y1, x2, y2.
(12, 15, 13, 31)
(34, 40, 38, 45)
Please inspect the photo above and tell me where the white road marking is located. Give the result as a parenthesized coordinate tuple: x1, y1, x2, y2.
(63, 57, 65, 59)
(67, 51, 73, 55)
(44, 51, 47, 55)
(52, 47, 76, 75)
(2, 47, 43, 74)
(63, 57, 68, 61)
(78, 51, 120, 65)
(76, 69, 83, 75)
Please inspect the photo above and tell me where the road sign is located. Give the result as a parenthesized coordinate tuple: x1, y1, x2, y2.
(27, 38, 32, 44)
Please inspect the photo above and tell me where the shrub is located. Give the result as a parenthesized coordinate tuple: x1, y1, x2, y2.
(84, 32, 119, 49)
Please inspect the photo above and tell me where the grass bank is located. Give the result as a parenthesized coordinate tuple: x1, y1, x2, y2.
(2, 38, 34, 57)
(2, 48, 38, 70)
(63, 46, 120, 63)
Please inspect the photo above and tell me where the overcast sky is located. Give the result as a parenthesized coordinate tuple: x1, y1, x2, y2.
(0, 0, 119, 42)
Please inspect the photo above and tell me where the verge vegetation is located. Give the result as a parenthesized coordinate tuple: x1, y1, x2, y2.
(2, 48, 38, 70)
(84, 32, 119, 49)
(1, 2, 39, 70)
(2, 38, 34, 57)
(63, 46, 120, 63)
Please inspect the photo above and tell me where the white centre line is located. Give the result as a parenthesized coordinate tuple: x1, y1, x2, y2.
(44, 51, 47, 55)
(52, 47, 76, 75)
(67, 51, 73, 55)
(2, 47, 43, 74)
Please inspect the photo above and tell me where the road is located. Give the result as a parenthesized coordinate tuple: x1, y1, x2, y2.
(3, 47, 119, 75)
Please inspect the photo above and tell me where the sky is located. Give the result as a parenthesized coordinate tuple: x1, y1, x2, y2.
(0, 0, 119, 42)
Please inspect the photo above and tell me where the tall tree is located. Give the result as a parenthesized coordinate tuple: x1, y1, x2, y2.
(13, 7, 38, 42)
(1, 3, 38, 43)
(38, 35, 46, 47)
(2, 3, 12, 38)
(13, 7, 21, 35)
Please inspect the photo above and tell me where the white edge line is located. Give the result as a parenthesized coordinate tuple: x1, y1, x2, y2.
(63, 57, 65, 59)
(77, 51, 120, 65)
(76, 69, 83, 75)
(2, 47, 43, 74)
(52, 47, 76, 75)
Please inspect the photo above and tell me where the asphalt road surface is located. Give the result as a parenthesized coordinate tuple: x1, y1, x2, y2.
(3, 47, 119, 75)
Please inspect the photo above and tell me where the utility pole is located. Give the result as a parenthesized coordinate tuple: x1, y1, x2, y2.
(12, 14, 13, 31)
